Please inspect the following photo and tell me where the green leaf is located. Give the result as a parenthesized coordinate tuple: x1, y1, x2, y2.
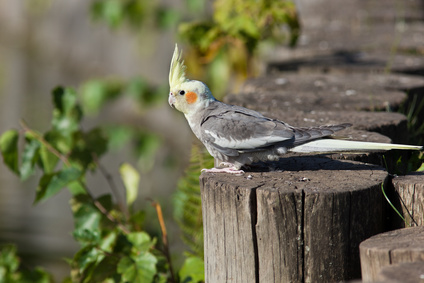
(0, 129, 19, 175)
(126, 232, 154, 254)
(135, 132, 161, 173)
(19, 138, 41, 180)
(0, 244, 19, 273)
(88, 256, 119, 283)
(72, 245, 102, 276)
(119, 163, 140, 207)
(156, 8, 180, 29)
(38, 144, 59, 174)
(67, 180, 87, 195)
(72, 229, 101, 244)
(20, 267, 53, 283)
(417, 162, 424, 172)
(69, 128, 108, 169)
(52, 87, 82, 137)
(35, 167, 82, 203)
(105, 126, 134, 150)
(117, 253, 157, 283)
(91, 0, 124, 28)
(80, 79, 122, 115)
(85, 128, 108, 158)
(71, 195, 102, 237)
(179, 256, 205, 283)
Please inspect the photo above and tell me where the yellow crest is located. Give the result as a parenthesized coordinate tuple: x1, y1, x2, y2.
(169, 44, 187, 90)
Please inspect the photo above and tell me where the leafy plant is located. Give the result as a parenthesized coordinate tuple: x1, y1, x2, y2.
(0, 87, 204, 282)
(173, 144, 214, 259)
(179, 0, 300, 97)
(0, 244, 52, 283)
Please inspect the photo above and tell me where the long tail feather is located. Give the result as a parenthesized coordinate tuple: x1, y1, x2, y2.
(290, 139, 423, 153)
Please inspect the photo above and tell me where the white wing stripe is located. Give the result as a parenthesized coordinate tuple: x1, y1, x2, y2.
(204, 130, 289, 149)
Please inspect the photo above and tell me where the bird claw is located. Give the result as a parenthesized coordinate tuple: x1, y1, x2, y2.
(201, 167, 245, 176)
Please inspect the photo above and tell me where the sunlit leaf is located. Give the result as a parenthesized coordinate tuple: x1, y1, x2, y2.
(38, 144, 59, 174)
(417, 162, 424, 172)
(119, 163, 140, 207)
(52, 87, 82, 137)
(20, 138, 41, 180)
(0, 129, 19, 175)
(126, 232, 154, 254)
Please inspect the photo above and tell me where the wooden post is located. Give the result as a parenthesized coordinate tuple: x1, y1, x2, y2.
(359, 226, 424, 282)
(201, 157, 387, 282)
(377, 262, 424, 282)
(392, 173, 424, 226)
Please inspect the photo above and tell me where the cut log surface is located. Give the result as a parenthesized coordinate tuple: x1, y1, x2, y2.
(377, 261, 424, 283)
(225, 73, 424, 113)
(392, 172, 424, 227)
(359, 226, 424, 282)
(201, 157, 387, 283)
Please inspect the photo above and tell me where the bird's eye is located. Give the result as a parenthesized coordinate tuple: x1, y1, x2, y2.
(179, 90, 185, 95)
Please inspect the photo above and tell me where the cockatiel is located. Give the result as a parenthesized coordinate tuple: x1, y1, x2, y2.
(168, 44, 423, 174)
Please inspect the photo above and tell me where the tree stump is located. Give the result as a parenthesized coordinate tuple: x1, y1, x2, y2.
(359, 226, 424, 282)
(392, 173, 424, 227)
(377, 261, 424, 283)
(201, 157, 387, 282)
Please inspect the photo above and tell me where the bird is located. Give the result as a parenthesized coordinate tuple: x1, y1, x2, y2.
(168, 44, 423, 174)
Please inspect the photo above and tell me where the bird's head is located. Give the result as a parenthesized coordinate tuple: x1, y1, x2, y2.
(168, 44, 215, 115)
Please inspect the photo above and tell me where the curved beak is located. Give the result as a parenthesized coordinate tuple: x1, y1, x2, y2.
(168, 93, 176, 108)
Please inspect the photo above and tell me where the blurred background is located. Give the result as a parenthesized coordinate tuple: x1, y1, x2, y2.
(0, 0, 299, 280)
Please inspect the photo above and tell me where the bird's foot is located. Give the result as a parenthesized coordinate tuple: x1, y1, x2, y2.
(201, 167, 245, 176)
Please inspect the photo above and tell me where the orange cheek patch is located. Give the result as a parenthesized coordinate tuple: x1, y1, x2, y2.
(185, 91, 198, 104)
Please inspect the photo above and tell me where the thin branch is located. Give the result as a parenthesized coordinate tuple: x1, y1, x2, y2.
(150, 200, 175, 283)
(92, 153, 129, 219)
(19, 119, 70, 167)
(81, 180, 130, 234)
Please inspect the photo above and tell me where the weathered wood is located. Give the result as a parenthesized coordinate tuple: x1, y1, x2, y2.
(359, 226, 424, 282)
(201, 157, 387, 282)
(392, 172, 424, 227)
(201, 175, 258, 283)
(225, 72, 424, 113)
(377, 261, 424, 283)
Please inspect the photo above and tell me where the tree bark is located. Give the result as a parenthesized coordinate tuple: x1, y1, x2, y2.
(201, 157, 387, 282)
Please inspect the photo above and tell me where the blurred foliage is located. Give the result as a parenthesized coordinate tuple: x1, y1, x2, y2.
(79, 77, 167, 173)
(180, 0, 300, 97)
(90, 0, 180, 29)
(0, 88, 203, 282)
(173, 144, 214, 259)
(0, 244, 53, 283)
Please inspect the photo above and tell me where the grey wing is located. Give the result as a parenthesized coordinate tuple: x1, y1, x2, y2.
(200, 103, 352, 156)
(200, 109, 296, 156)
